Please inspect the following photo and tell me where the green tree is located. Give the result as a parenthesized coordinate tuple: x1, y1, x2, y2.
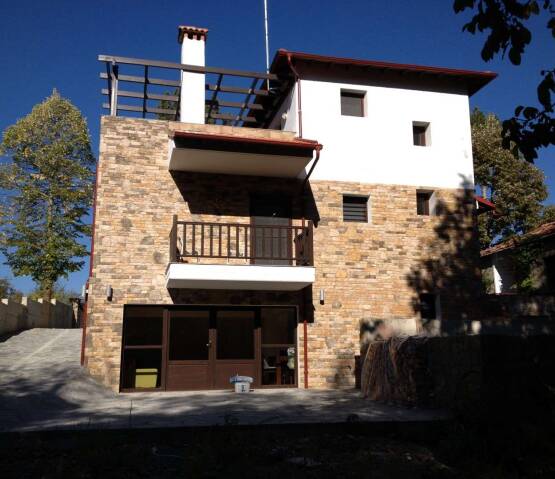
(538, 203, 555, 224)
(454, 0, 555, 161)
(471, 108, 549, 248)
(156, 89, 219, 123)
(0, 277, 22, 301)
(28, 281, 80, 304)
(0, 91, 95, 301)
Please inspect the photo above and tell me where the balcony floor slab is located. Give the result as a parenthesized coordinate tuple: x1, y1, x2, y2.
(165, 263, 315, 291)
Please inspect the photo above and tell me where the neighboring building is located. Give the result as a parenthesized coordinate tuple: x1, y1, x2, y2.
(83, 26, 496, 392)
(481, 222, 555, 294)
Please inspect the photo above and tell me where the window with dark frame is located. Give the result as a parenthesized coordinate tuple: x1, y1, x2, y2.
(341, 90, 365, 117)
(343, 195, 369, 222)
(416, 191, 433, 216)
(419, 293, 438, 320)
(413, 122, 430, 146)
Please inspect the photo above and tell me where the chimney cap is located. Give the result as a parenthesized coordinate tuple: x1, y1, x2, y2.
(178, 25, 208, 43)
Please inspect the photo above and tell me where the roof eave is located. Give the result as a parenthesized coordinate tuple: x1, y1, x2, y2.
(272, 49, 497, 96)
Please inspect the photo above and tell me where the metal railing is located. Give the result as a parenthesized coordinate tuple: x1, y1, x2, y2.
(169, 216, 313, 266)
(99, 55, 289, 127)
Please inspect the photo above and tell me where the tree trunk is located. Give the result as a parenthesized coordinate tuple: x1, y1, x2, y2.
(40, 281, 54, 302)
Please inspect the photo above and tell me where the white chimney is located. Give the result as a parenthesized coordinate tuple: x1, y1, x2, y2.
(178, 26, 208, 124)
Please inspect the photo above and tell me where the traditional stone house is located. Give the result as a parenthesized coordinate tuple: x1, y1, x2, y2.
(481, 221, 555, 294)
(82, 26, 496, 392)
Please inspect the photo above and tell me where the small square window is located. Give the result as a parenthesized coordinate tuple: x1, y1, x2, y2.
(420, 293, 439, 320)
(341, 90, 365, 117)
(416, 191, 434, 216)
(343, 195, 368, 222)
(413, 122, 430, 146)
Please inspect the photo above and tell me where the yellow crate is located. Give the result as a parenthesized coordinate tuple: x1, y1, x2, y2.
(135, 368, 158, 388)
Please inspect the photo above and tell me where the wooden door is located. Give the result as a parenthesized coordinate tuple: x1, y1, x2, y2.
(250, 194, 292, 265)
(213, 309, 259, 389)
(166, 309, 212, 391)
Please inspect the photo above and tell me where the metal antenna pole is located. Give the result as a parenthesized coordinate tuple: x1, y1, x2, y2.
(264, 0, 270, 90)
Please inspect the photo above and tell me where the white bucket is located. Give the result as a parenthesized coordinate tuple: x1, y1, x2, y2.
(234, 382, 250, 393)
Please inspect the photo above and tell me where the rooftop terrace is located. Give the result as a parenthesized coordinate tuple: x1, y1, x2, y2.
(99, 54, 291, 128)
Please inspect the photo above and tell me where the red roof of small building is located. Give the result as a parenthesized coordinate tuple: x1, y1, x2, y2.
(481, 221, 555, 257)
(475, 195, 496, 211)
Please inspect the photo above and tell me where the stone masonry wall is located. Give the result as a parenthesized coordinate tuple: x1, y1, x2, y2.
(85, 116, 482, 391)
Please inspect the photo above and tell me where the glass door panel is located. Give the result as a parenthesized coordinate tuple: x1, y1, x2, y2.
(214, 310, 257, 389)
(166, 309, 211, 391)
(169, 311, 210, 360)
(120, 306, 164, 391)
(261, 308, 297, 386)
(216, 311, 255, 360)
(250, 194, 292, 265)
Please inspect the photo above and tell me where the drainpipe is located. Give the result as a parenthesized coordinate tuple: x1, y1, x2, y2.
(298, 145, 321, 389)
(81, 155, 100, 366)
(300, 144, 322, 194)
(287, 53, 313, 388)
(286, 53, 303, 138)
(303, 318, 309, 389)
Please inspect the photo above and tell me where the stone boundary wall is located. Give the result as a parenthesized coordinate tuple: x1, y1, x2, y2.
(360, 294, 555, 342)
(361, 335, 555, 422)
(0, 297, 75, 336)
(482, 294, 555, 320)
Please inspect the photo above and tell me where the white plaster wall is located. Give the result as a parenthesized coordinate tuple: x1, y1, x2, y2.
(296, 79, 475, 189)
(269, 84, 298, 132)
(492, 255, 516, 294)
(180, 37, 205, 124)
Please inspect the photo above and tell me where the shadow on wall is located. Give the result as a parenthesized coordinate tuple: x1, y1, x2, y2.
(402, 181, 555, 337)
(170, 171, 320, 225)
(405, 181, 485, 335)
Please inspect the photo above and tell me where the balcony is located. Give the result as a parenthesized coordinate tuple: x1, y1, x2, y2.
(169, 130, 320, 178)
(166, 217, 315, 291)
(99, 54, 288, 127)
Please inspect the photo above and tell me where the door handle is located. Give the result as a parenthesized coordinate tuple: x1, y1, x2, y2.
(206, 341, 212, 347)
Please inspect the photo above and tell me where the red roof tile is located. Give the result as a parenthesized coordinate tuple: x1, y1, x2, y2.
(481, 221, 555, 257)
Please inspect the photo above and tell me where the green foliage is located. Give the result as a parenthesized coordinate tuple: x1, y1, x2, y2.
(471, 108, 548, 248)
(481, 266, 495, 293)
(454, 0, 555, 161)
(28, 281, 80, 304)
(512, 241, 544, 292)
(537, 204, 555, 225)
(0, 277, 22, 301)
(0, 90, 95, 300)
(155, 89, 219, 123)
(155, 89, 179, 121)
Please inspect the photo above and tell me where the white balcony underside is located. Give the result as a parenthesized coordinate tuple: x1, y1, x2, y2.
(169, 146, 311, 178)
(166, 263, 315, 291)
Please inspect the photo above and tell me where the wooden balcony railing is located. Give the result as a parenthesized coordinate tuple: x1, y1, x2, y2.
(169, 216, 313, 266)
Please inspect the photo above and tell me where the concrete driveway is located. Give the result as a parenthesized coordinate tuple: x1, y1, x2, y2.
(0, 329, 448, 432)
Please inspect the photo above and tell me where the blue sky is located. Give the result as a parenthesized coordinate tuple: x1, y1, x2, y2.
(0, 0, 553, 293)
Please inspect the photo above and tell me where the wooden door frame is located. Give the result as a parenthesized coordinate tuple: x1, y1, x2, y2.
(120, 304, 299, 392)
(249, 193, 293, 265)
(165, 307, 213, 391)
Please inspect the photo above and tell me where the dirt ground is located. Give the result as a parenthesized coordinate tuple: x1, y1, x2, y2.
(3, 421, 555, 478)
